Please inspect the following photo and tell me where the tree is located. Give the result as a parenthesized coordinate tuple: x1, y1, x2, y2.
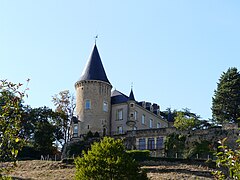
(0, 80, 28, 161)
(27, 107, 63, 155)
(75, 137, 148, 180)
(0, 79, 28, 178)
(52, 90, 75, 144)
(173, 109, 200, 131)
(165, 133, 186, 157)
(212, 67, 240, 124)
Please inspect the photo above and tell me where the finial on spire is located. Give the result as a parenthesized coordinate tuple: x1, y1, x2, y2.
(131, 82, 133, 90)
(94, 35, 98, 44)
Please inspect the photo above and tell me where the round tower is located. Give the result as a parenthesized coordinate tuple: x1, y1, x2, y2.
(75, 44, 112, 136)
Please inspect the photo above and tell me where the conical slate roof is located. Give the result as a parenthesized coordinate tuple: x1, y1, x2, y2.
(128, 89, 136, 101)
(79, 44, 110, 84)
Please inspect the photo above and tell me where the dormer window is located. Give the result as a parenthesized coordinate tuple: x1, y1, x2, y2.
(130, 103, 134, 108)
(150, 106, 153, 112)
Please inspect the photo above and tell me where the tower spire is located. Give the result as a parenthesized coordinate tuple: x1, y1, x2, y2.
(128, 86, 136, 101)
(78, 43, 110, 84)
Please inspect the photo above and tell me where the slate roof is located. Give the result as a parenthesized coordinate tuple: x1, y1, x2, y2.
(111, 90, 129, 105)
(128, 89, 136, 101)
(79, 44, 110, 84)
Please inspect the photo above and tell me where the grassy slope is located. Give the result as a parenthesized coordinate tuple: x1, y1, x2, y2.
(3, 160, 215, 180)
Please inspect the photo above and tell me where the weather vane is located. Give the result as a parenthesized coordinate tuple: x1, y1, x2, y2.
(94, 35, 98, 44)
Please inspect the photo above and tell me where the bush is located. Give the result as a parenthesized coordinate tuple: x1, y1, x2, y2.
(75, 137, 148, 180)
(17, 145, 41, 160)
(127, 150, 150, 161)
(213, 138, 240, 179)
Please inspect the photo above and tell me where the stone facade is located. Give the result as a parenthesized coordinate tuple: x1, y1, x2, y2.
(72, 44, 169, 140)
(68, 44, 239, 158)
(75, 80, 112, 136)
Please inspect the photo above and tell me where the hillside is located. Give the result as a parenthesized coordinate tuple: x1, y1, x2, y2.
(3, 160, 215, 180)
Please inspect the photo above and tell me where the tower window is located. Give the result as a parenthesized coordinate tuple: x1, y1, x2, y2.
(85, 100, 91, 109)
(130, 113, 134, 118)
(103, 101, 108, 112)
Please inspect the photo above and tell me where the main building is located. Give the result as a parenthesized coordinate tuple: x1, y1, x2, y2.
(68, 43, 174, 154)
(72, 44, 169, 138)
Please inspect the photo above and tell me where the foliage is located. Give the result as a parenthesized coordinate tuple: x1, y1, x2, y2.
(212, 67, 240, 124)
(165, 108, 211, 130)
(183, 140, 214, 159)
(75, 137, 148, 180)
(165, 133, 186, 158)
(66, 141, 90, 158)
(213, 138, 240, 179)
(19, 106, 63, 157)
(173, 111, 199, 131)
(52, 90, 76, 144)
(126, 150, 150, 161)
(29, 107, 63, 155)
(0, 79, 28, 178)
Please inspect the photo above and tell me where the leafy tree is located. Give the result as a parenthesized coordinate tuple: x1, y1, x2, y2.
(30, 107, 63, 155)
(212, 67, 240, 124)
(173, 109, 200, 131)
(52, 90, 76, 144)
(165, 133, 186, 157)
(75, 137, 148, 180)
(0, 79, 28, 177)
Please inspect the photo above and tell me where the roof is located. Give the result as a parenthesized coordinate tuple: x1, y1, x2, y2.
(111, 90, 129, 105)
(79, 44, 110, 84)
(128, 89, 136, 101)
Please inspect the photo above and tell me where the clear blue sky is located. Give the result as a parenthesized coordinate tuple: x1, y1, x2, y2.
(0, 1, 240, 119)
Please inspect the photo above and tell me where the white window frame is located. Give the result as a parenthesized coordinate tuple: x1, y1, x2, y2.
(157, 122, 161, 128)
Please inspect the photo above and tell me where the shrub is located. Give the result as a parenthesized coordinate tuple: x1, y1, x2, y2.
(213, 138, 240, 179)
(127, 150, 150, 161)
(74, 137, 148, 180)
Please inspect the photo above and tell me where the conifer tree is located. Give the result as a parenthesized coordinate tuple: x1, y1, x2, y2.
(212, 67, 240, 124)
